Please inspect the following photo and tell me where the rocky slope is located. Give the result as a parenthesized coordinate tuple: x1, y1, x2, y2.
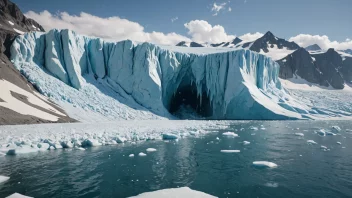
(278, 47, 350, 89)
(0, 0, 74, 124)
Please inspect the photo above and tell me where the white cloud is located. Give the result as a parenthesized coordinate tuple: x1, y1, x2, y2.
(239, 32, 264, 42)
(25, 10, 191, 45)
(211, 2, 227, 16)
(171, 17, 178, 23)
(228, 7, 232, 12)
(289, 34, 352, 50)
(184, 20, 235, 43)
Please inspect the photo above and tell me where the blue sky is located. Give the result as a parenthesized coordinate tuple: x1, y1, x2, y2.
(12, 0, 352, 48)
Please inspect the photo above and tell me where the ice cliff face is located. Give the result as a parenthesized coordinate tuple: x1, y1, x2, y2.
(10, 29, 307, 121)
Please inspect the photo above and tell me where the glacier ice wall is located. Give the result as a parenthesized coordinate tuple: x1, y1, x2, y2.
(10, 29, 307, 120)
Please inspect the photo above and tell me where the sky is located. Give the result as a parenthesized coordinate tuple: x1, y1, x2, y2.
(12, 0, 352, 49)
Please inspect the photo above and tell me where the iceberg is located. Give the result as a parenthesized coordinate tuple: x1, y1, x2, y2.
(222, 132, 238, 137)
(146, 148, 157, 152)
(0, 175, 10, 184)
(220, 150, 240, 153)
(129, 187, 216, 198)
(253, 161, 278, 168)
(11, 29, 310, 121)
(138, 152, 147, 157)
(5, 193, 33, 198)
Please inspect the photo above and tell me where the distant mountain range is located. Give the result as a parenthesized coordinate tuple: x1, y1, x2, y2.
(176, 31, 352, 89)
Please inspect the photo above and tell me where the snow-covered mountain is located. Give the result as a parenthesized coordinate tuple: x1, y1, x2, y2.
(176, 33, 352, 89)
(278, 48, 347, 89)
(176, 32, 300, 61)
(0, 0, 74, 124)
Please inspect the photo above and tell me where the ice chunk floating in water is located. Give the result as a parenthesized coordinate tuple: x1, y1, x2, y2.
(146, 148, 157, 152)
(243, 141, 251, 145)
(307, 140, 317, 145)
(222, 132, 238, 137)
(10, 29, 319, 121)
(221, 150, 240, 153)
(0, 175, 10, 184)
(253, 161, 278, 168)
(139, 152, 147, 157)
(295, 133, 304, 137)
(5, 193, 33, 198)
(129, 187, 216, 198)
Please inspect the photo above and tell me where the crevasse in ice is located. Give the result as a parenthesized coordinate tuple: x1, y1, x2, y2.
(10, 29, 308, 120)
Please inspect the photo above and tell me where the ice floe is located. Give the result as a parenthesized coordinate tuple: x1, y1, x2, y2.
(307, 140, 317, 145)
(129, 187, 216, 198)
(249, 126, 258, 131)
(243, 141, 250, 145)
(222, 132, 238, 137)
(337, 142, 342, 145)
(0, 120, 222, 155)
(129, 154, 135, 157)
(331, 126, 341, 132)
(139, 152, 147, 157)
(316, 129, 326, 136)
(220, 150, 240, 153)
(253, 161, 278, 168)
(146, 148, 157, 152)
(5, 193, 33, 198)
(325, 131, 336, 136)
(294, 133, 304, 137)
(0, 175, 10, 184)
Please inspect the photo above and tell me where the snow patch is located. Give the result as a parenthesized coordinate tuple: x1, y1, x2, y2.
(8, 21, 14, 26)
(13, 28, 25, 34)
(0, 79, 65, 121)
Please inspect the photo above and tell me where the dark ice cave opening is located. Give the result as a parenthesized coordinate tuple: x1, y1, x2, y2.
(168, 83, 212, 119)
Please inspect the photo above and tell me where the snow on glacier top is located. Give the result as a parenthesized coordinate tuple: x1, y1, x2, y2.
(158, 44, 239, 55)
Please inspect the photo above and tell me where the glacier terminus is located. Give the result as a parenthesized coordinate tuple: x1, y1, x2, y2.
(9, 29, 348, 121)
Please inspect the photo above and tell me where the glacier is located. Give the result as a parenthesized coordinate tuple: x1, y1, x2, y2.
(10, 29, 313, 121)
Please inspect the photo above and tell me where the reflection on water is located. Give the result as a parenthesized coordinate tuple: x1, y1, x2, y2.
(0, 120, 352, 198)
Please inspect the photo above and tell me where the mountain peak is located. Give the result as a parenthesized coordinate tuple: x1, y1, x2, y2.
(327, 48, 337, 53)
(305, 44, 321, 51)
(231, 37, 242, 45)
(263, 31, 275, 38)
